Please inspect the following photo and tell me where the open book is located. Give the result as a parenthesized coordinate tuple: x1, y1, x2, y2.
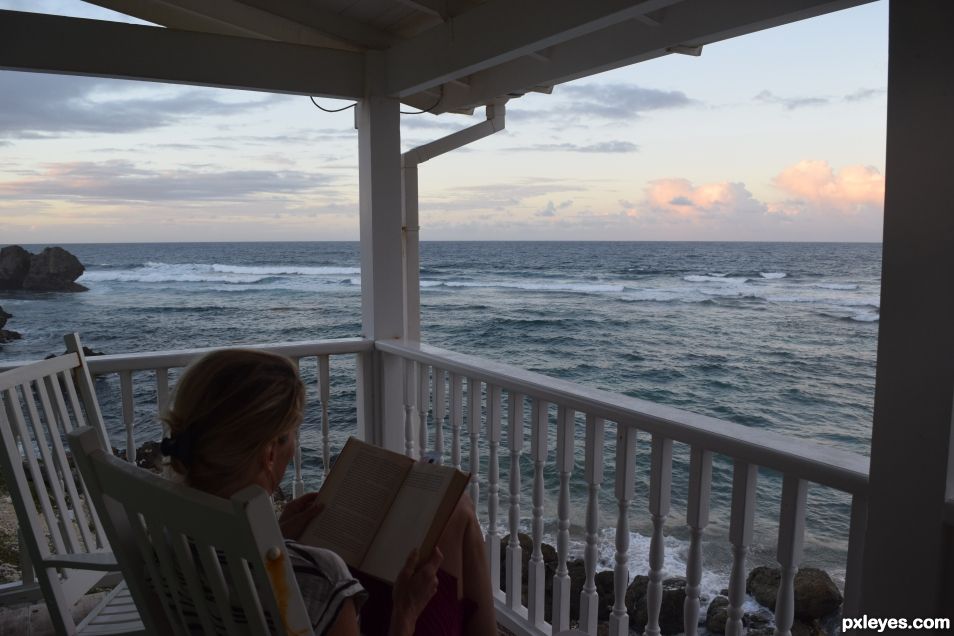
(298, 437, 470, 583)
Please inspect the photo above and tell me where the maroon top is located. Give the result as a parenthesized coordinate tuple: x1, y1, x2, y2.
(351, 568, 477, 635)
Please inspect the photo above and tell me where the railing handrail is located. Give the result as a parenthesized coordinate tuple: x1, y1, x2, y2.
(378, 340, 870, 495)
(0, 337, 374, 374)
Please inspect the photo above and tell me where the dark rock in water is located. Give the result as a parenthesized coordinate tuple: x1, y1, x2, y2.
(625, 575, 687, 634)
(23, 247, 87, 292)
(45, 345, 105, 360)
(706, 596, 729, 633)
(0, 306, 22, 344)
(498, 532, 558, 592)
(594, 570, 616, 620)
(0, 246, 31, 290)
(792, 618, 826, 636)
(746, 566, 843, 620)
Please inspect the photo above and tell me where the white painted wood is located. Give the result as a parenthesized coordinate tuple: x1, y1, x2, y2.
(467, 377, 482, 505)
(684, 447, 712, 636)
(0, 9, 365, 99)
(528, 398, 548, 628)
(434, 368, 446, 462)
(551, 405, 575, 632)
(0, 340, 143, 635)
(318, 355, 332, 478)
(506, 392, 525, 611)
(358, 80, 407, 455)
(68, 426, 313, 636)
(385, 0, 680, 96)
(843, 494, 867, 616)
(450, 373, 463, 470)
(119, 371, 136, 464)
(402, 161, 422, 344)
(403, 359, 418, 458)
(862, 1, 954, 617)
(773, 476, 807, 636)
(579, 415, 605, 634)
(418, 363, 430, 458)
(646, 436, 673, 636)
(375, 342, 868, 495)
(290, 357, 305, 498)
(726, 462, 758, 636)
(610, 425, 637, 636)
(486, 384, 503, 592)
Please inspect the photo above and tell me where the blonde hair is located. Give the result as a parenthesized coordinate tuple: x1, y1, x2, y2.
(161, 348, 305, 498)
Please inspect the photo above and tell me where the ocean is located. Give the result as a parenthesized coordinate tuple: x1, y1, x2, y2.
(0, 241, 880, 600)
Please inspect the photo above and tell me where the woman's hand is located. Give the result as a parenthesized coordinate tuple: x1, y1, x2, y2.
(389, 547, 443, 636)
(278, 492, 323, 540)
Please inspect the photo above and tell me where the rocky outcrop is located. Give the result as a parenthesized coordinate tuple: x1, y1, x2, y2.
(0, 306, 21, 344)
(0, 245, 87, 292)
(0, 246, 30, 289)
(746, 565, 843, 620)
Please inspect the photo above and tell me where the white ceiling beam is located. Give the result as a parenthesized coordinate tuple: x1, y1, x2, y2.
(385, 0, 682, 97)
(82, 0, 360, 49)
(437, 0, 875, 112)
(236, 0, 395, 49)
(0, 10, 364, 99)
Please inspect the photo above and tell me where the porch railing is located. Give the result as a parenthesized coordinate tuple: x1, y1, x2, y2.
(1, 337, 870, 636)
(376, 341, 870, 636)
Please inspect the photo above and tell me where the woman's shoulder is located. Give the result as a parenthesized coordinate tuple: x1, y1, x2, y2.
(284, 540, 353, 581)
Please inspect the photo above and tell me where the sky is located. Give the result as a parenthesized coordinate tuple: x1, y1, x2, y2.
(0, 0, 888, 243)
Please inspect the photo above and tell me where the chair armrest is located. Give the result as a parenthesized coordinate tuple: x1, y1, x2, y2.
(42, 552, 119, 571)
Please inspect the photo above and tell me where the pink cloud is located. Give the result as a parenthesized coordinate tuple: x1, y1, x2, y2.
(771, 160, 884, 215)
(641, 178, 767, 219)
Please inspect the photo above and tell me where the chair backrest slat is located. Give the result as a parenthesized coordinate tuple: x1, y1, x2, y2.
(4, 385, 70, 558)
(23, 378, 83, 555)
(41, 374, 99, 552)
(194, 541, 244, 635)
(168, 528, 223, 635)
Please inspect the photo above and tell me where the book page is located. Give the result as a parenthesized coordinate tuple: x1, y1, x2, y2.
(360, 462, 461, 582)
(299, 439, 411, 567)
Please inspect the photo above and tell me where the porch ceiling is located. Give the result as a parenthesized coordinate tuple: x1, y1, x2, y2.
(0, 0, 874, 114)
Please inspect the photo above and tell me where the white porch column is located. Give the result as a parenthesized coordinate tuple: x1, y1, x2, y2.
(358, 52, 406, 453)
(861, 1, 954, 618)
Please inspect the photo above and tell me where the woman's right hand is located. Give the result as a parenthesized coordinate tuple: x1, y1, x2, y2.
(389, 547, 443, 636)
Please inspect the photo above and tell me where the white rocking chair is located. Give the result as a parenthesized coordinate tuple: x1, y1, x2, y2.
(0, 333, 144, 635)
(67, 426, 315, 636)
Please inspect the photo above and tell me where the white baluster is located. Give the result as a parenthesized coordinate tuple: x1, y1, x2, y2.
(433, 368, 445, 462)
(156, 368, 171, 476)
(506, 392, 524, 611)
(318, 355, 331, 477)
(774, 476, 807, 636)
(418, 364, 430, 456)
(610, 425, 637, 636)
(528, 399, 548, 628)
(843, 494, 867, 617)
(579, 415, 605, 634)
(450, 373, 463, 470)
(403, 359, 417, 458)
(684, 447, 713, 636)
(486, 384, 502, 593)
(727, 461, 758, 636)
(467, 377, 481, 506)
(291, 358, 304, 497)
(646, 436, 673, 636)
(552, 405, 575, 632)
(119, 370, 135, 464)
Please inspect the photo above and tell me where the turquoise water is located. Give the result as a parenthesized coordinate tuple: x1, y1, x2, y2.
(0, 241, 880, 592)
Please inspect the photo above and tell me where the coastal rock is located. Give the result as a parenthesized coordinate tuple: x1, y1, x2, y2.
(0, 246, 30, 290)
(625, 575, 687, 634)
(498, 533, 558, 593)
(746, 566, 843, 619)
(0, 306, 22, 344)
(22, 247, 87, 292)
(706, 596, 729, 633)
(45, 345, 105, 360)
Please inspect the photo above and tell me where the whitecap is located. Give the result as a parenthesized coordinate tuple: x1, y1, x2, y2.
(851, 312, 880, 322)
(683, 275, 748, 284)
(211, 264, 360, 276)
(78, 271, 269, 284)
(760, 272, 787, 279)
(443, 280, 625, 293)
(814, 282, 858, 291)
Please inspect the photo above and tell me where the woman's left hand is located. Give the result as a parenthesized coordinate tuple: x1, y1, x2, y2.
(279, 492, 324, 540)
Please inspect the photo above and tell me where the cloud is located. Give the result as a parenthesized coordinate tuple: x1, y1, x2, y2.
(536, 201, 557, 217)
(0, 160, 340, 203)
(508, 141, 638, 153)
(771, 159, 884, 215)
(844, 88, 886, 102)
(640, 178, 767, 219)
(507, 83, 695, 124)
(0, 72, 287, 139)
(754, 90, 829, 110)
